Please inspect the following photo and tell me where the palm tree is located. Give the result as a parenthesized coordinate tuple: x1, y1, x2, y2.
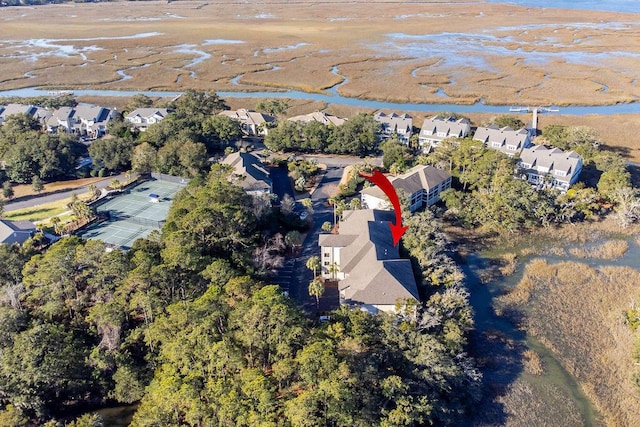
(51, 216, 63, 235)
(88, 184, 100, 200)
(328, 262, 339, 280)
(308, 278, 324, 309)
(110, 179, 122, 190)
(306, 255, 320, 279)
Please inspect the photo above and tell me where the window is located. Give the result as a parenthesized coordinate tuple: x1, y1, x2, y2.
(324, 261, 330, 266)
(492, 141, 501, 148)
(323, 252, 330, 258)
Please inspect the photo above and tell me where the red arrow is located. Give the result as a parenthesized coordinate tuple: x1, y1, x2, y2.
(359, 169, 408, 247)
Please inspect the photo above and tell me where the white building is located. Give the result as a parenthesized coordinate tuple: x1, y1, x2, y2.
(474, 125, 531, 157)
(418, 115, 471, 152)
(518, 145, 583, 191)
(374, 111, 413, 144)
(361, 165, 452, 212)
(125, 108, 173, 131)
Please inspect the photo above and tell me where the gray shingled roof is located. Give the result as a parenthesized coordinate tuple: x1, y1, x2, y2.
(0, 220, 36, 245)
(323, 209, 419, 306)
(125, 108, 172, 120)
(519, 145, 582, 183)
(221, 151, 272, 192)
(0, 103, 37, 120)
(361, 165, 451, 199)
(288, 111, 346, 126)
(374, 111, 413, 133)
(419, 115, 470, 140)
(74, 103, 112, 123)
(219, 109, 276, 126)
(473, 125, 530, 156)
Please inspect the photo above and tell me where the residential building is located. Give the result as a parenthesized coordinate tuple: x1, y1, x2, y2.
(361, 165, 452, 212)
(0, 103, 50, 126)
(43, 103, 115, 138)
(219, 108, 276, 136)
(45, 106, 76, 134)
(374, 111, 413, 144)
(288, 111, 346, 127)
(418, 115, 471, 152)
(125, 108, 173, 131)
(318, 209, 419, 313)
(474, 125, 531, 157)
(72, 103, 115, 139)
(221, 151, 273, 196)
(0, 219, 36, 245)
(517, 145, 583, 191)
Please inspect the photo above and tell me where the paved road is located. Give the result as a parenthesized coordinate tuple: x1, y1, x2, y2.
(271, 165, 345, 311)
(4, 173, 134, 212)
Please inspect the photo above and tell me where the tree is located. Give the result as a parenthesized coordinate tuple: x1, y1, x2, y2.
(2, 181, 14, 200)
(264, 120, 301, 152)
(31, 175, 43, 193)
(50, 216, 63, 235)
(177, 140, 208, 177)
(174, 90, 228, 119)
(308, 278, 324, 308)
(88, 184, 100, 200)
(381, 136, 411, 170)
(202, 115, 242, 148)
(0, 323, 94, 419)
(127, 93, 154, 110)
(328, 262, 339, 279)
(305, 256, 320, 278)
(256, 99, 289, 116)
(488, 115, 524, 129)
(327, 113, 380, 155)
(285, 230, 302, 252)
(612, 186, 640, 228)
(280, 194, 295, 216)
(131, 142, 157, 174)
(321, 221, 333, 232)
(88, 137, 135, 171)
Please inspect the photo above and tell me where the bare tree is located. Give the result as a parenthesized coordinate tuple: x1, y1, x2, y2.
(613, 186, 640, 228)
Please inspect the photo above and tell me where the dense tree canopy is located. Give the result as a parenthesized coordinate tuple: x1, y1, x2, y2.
(265, 113, 380, 156)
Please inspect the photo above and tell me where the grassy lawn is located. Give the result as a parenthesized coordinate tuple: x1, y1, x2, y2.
(4, 192, 92, 223)
(9, 177, 107, 199)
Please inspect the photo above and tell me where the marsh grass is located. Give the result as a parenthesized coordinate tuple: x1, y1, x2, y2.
(499, 260, 640, 426)
(488, 379, 585, 427)
(522, 349, 544, 376)
(2, 1, 639, 108)
(569, 239, 629, 260)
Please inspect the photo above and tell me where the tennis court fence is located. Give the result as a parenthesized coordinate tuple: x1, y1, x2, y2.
(101, 211, 166, 229)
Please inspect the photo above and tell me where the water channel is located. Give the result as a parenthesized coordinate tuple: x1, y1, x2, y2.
(2, 85, 640, 116)
(465, 236, 640, 425)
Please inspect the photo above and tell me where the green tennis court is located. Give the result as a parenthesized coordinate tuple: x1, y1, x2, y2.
(77, 179, 186, 249)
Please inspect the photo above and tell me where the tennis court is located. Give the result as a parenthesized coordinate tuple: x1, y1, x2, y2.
(77, 179, 186, 249)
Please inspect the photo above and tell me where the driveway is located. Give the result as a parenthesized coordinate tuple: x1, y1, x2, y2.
(272, 164, 345, 311)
